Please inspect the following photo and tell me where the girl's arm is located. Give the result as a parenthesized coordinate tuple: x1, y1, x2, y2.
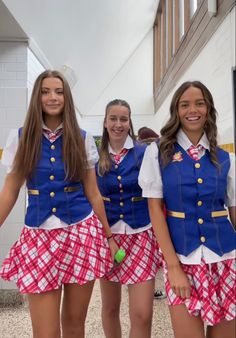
(83, 167, 119, 260)
(148, 197, 191, 299)
(0, 172, 24, 226)
(228, 206, 236, 229)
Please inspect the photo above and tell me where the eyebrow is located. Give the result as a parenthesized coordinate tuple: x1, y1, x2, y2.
(179, 98, 205, 103)
(41, 87, 63, 90)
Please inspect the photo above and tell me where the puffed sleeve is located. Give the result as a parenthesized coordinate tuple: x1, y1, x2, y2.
(138, 142, 163, 198)
(226, 153, 235, 207)
(84, 131, 99, 169)
(1, 129, 19, 173)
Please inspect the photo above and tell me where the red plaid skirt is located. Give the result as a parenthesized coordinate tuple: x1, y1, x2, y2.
(163, 258, 236, 325)
(104, 228, 162, 284)
(0, 214, 113, 294)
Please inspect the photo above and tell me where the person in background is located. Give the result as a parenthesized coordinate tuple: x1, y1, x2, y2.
(137, 126, 160, 144)
(96, 99, 162, 338)
(0, 70, 118, 338)
(137, 126, 166, 301)
(139, 81, 235, 338)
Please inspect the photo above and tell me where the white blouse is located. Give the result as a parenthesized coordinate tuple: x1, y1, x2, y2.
(1, 127, 99, 229)
(138, 129, 236, 264)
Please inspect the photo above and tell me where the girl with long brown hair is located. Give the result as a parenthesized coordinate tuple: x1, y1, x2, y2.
(0, 70, 118, 338)
(139, 81, 235, 338)
(96, 99, 162, 338)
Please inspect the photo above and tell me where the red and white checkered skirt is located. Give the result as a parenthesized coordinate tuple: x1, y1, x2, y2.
(163, 258, 236, 326)
(103, 228, 162, 284)
(0, 214, 113, 294)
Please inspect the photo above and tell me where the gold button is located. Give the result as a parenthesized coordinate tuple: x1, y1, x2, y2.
(120, 214, 124, 219)
(49, 175, 55, 181)
(120, 202, 124, 207)
(198, 218, 204, 224)
(197, 178, 203, 184)
(120, 189, 124, 193)
(50, 192, 55, 198)
(50, 157, 56, 162)
(117, 176, 122, 180)
(51, 145, 55, 150)
(200, 236, 206, 243)
(197, 200, 203, 206)
(52, 207, 57, 213)
(195, 163, 200, 169)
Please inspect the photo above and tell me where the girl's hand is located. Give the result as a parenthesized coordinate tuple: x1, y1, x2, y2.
(107, 237, 119, 262)
(167, 264, 191, 299)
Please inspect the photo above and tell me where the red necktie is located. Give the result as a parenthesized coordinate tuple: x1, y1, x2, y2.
(188, 144, 204, 161)
(43, 128, 63, 143)
(112, 148, 128, 164)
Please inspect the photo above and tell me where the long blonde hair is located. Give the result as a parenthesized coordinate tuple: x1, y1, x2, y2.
(98, 99, 135, 175)
(12, 70, 87, 181)
(159, 81, 219, 167)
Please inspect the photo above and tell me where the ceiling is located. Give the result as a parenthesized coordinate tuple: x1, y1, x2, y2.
(1, 0, 159, 116)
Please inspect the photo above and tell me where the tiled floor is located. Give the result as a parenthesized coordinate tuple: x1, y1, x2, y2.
(0, 272, 174, 338)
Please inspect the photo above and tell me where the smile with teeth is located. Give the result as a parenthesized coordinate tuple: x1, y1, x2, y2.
(186, 116, 200, 121)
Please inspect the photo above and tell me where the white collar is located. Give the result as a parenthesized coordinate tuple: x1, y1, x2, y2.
(177, 129, 210, 151)
(108, 134, 134, 154)
(42, 122, 63, 133)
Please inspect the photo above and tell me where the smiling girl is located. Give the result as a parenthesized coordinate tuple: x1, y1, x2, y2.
(0, 70, 118, 338)
(96, 99, 161, 338)
(139, 81, 236, 338)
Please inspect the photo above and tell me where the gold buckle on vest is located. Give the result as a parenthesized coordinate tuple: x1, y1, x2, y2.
(131, 197, 144, 202)
(102, 196, 111, 202)
(28, 189, 39, 195)
(211, 210, 228, 217)
(64, 186, 80, 192)
(167, 210, 185, 219)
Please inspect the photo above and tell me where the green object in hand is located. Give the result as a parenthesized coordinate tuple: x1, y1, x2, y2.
(114, 249, 126, 263)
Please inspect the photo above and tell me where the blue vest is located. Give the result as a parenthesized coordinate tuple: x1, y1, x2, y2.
(160, 143, 236, 256)
(96, 143, 150, 229)
(21, 128, 92, 227)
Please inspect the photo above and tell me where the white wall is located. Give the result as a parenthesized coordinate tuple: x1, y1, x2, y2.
(152, 8, 236, 145)
(79, 29, 156, 136)
(27, 48, 45, 102)
(0, 41, 28, 289)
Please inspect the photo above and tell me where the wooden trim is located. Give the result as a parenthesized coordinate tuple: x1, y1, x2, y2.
(154, 0, 235, 110)
(161, 0, 166, 75)
(184, 0, 190, 33)
(167, 0, 173, 65)
(220, 143, 235, 153)
(174, 0, 180, 52)
(154, 15, 161, 89)
(0, 148, 3, 160)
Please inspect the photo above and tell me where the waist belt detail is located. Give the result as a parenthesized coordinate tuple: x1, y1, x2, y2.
(102, 196, 144, 202)
(167, 210, 228, 219)
(102, 196, 111, 202)
(28, 189, 39, 195)
(28, 186, 80, 195)
(211, 210, 228, 217)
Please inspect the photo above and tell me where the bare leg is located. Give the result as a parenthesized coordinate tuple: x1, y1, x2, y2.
(27, 288, 62, 338)
(169, 304, 205, 338)
(206, 319, 235, 338)
(100, 278, 122, 338)
(128, 279, 155, 338)
(61, 281, 95, 338)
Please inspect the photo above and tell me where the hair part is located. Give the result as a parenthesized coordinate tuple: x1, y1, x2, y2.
(98, 99, 135, 175)
(12, 70, 87, 181)
(159, 81, 219, 167)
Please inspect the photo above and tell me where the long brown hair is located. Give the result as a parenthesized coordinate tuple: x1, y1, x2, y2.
(159, 81, 219, 167)
(98, 99, 135, 175)
(12, 70, 87, 181)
